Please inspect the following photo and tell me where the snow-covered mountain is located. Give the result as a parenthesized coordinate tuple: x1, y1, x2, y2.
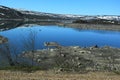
(0, 5, 120, 24)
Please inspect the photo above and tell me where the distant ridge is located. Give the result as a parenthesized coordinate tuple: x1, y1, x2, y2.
(0, 5, 120, 24)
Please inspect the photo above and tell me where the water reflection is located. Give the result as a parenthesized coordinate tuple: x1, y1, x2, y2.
(0, 21, 120, 54)
(0, 20, 58, 31)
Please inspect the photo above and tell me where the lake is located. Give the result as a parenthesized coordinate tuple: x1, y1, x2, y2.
(0, 24, 120, 54)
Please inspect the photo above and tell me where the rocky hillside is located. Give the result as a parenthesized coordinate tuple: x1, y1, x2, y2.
(0, 5, 120, 24)
(0, 5, 24, 19)
(0, 5, 69, 21)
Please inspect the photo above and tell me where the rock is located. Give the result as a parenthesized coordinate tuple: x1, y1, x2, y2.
(50, 49, 54, 52)
(90, 45, 99, 50)
(61, 54, 66, 57)
(73, 46, 80, 49)
(0, 35, 8, 44)
(75, 56, 80, 60)
(94, 45, 98, 48)
(36, 54, 40, 57)
(37, 59, 42, 62)
(79, 50, 86, 54)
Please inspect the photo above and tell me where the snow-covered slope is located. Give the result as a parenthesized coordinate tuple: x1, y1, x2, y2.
(97, 15, 120, 21)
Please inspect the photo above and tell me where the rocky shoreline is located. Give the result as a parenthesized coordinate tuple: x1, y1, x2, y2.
(21, 45, 120, 72)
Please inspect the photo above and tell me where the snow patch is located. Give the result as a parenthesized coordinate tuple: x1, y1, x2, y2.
(62, 14, 82, 18)
(0, 13, 5, 15)
(97, 16, 120, 21)
(0, 6, 9, 10)
(0, 23, 5, 25)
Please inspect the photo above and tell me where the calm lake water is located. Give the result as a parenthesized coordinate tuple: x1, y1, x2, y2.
(0, 25, 120, 54)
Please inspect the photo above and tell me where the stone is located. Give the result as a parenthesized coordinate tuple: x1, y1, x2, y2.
(0, 35, 8, 44)
(37, 59, 41, 62)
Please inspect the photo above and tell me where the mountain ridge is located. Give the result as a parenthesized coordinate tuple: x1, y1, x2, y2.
(0, 5, 120, 24)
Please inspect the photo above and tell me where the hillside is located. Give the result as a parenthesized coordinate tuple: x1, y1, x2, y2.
(0, 5, 120, 24)
(0, 5, 70, 21)
(0, 5, 24, 19)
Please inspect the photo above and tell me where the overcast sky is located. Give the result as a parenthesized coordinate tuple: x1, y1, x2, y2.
(0, 0, 120, 15)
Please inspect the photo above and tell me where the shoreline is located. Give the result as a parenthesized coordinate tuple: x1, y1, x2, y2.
(1, 20, 120, 31)
(57, 23, 120, 31)
(21, 45, 120, 72)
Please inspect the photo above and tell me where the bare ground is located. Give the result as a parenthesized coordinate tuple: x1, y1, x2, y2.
(0, 70, 120, 80)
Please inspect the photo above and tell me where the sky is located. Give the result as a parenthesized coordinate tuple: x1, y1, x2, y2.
(0, 0, 120, 15)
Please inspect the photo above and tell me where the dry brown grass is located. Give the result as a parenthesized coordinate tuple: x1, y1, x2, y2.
(0, 70, 120, 80)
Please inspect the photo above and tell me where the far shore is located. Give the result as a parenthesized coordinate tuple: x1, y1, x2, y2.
(1, 19, 120, 31)
(56, 23, 120, 31)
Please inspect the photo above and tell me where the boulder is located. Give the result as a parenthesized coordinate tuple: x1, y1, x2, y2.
(0, 35, 8, 44)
